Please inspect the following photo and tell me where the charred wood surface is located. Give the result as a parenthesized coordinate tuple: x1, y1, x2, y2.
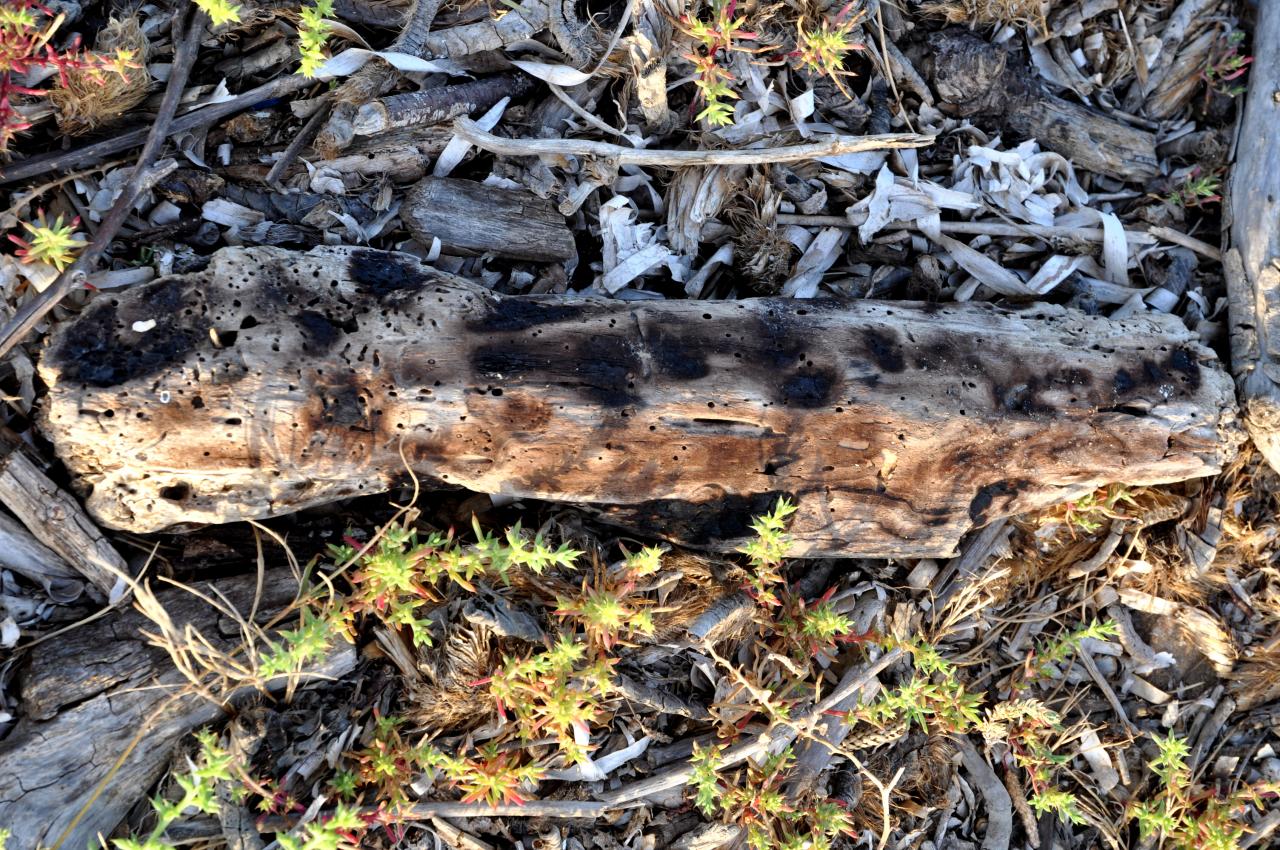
(37, 246, 1241, 556)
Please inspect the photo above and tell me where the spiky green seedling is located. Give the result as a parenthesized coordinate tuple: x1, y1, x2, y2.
(8, 210, 82, 271)
(297, 0, 334, 78)
(792, 4, 866, 98)
(195, 0, 243, 27)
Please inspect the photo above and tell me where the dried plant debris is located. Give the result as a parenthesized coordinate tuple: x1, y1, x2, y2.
(1, 0, 1279, 849)
(919, 0, 1049, 32)
(48, 15, 151, 136)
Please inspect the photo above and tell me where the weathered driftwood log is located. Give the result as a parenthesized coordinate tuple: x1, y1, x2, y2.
(0, 570, 355, 849)
(0, 430, 128, 599)
(0, 511, 87, 603)
(403, 176, 577, 262)
(37, 246, 1241, 557)
(924, 30, 1158, 181)
(1224, 0, 1280, 473)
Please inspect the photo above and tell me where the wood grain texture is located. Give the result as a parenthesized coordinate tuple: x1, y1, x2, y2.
(927, 30, 1158, 181)
(403, 176, 577, 262)
(0, 570, 355, 849)
(0, 511, 88, 603)
(1225, 0, 1280, 472)
(38, 246, 1241, 557)
(0, 434, 128, 599)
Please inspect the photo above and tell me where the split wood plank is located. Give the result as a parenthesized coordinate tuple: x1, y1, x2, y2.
(0, 431, 128, 599)
(37, 245, 1241, 557)
(403, 176, 577, 262)
(0, 570, 355, 849)
(1224, 0, 1280, 472)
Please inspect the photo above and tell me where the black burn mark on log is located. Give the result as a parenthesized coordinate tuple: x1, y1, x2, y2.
(472, 347, 553, 377)
(1111, 348, 1201, 399)
(983, 362, 1102, 418)
(52, 279, 207, 388)
(779, 368, 836, 408)
(650, 325, 709, 380)
(467, 298, 584, 332)
(472, 334, 641, 407)
(348, 249, 430, 298)
(606, 491, 793, 545)
(1168, 347, 1201, 390)
(753, 313, 805, 369)
(968, 479, 1030, 525)
(913, 339, 955, 371)
(312, 374, 369, 430)
(863, 329, 905, 373)
(297, 310, 340, 355)
(572, 336, 642, 406)
(991, 378, 1053, 417)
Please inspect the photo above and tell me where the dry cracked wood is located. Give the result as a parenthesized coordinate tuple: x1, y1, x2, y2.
(38, 246, 1241, 557)
(1224, 0, 1280, 472)
(0, 570, 355, 849)
(925, 29, 1158, 181)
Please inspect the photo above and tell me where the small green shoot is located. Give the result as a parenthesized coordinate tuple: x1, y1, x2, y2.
(194, 0, 242, 27)
(1201, 29, 1251, 101)
(113, 730, 236, 850)
(687, 745, 852, 850)
(738, 497, 797, 607)
(8, 209, 83, 271)
(257, 605, 341, 678)
(677, 0, 760, 127)
(1167, 169, 1224, 209)
(434, 742, 545, 806)
(689, 742, 724, 816)
(1128, 732, 1277, 850)
(488, 634, 614, 764)
(791, 3, 866, 98)
(297, 0, 334, 78)
(1022, 618, 1119, 684)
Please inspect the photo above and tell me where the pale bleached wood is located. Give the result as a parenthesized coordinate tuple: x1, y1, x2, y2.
(453, 117, 935, 166)
(0, 435, 128, 599)
(1224, 0, 1280, 473)
(0, 570, 354, 850)
(403, 177, 577, 262)
(0, 511, 88, 603)
(37, 246, 1241, 557)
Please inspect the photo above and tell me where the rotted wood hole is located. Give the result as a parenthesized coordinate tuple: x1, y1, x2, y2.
(38, 245, 1242, 556)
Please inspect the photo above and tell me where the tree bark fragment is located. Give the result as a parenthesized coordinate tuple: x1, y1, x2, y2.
(0, 432, 128, 599)
(1224, 0, 1280, 473)
(403, 176, 577, 261)
(37, 246, 1241, 557)
(0, 570, 355, 850)
(925, 30, 1158, 181)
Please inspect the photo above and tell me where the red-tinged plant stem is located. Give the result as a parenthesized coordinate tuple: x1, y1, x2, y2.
(0, 2, 205, 360)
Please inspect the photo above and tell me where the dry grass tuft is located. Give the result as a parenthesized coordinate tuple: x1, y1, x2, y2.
(849, 735, 958, 831)
(648, 549, 730, 641)
(409, 619, 500, 731)
(1229, 646, 1280, 710)
(725, 171, 793, 295)
(917, 0, 1047, 31)
(50, 16, 150, 135)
